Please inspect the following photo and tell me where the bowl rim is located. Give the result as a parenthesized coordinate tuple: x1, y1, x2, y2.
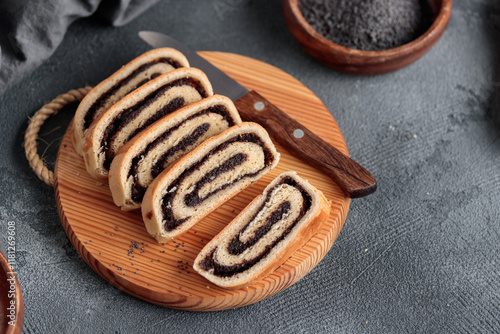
(288, 0, 453, 58)
(0, 251, 24, 334)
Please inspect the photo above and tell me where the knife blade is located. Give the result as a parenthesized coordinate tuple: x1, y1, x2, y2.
(138, 31, 376, 198)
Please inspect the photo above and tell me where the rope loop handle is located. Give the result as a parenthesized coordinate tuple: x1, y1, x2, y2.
(24, 87, 92, 187)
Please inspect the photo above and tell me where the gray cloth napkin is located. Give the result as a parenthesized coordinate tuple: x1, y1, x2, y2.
(0, 0, 160, 96)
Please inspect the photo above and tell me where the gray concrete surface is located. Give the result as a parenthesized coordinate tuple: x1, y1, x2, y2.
(1, 0, 499, 333)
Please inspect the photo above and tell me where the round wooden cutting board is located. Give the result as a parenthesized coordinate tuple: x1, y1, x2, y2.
(54, 51, 351, 311)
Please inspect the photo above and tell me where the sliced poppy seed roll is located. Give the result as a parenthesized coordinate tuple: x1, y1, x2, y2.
(72, 48, 189, 156)
(141, 122, 280, 243)
(83, 67, 213, 180)
(109, 95, 243, 211)
(193, 171, 331, 289)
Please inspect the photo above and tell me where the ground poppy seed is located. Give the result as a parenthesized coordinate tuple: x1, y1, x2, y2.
(299, 0, 433, 51)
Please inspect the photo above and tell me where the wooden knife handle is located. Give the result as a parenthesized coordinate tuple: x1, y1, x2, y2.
(234, 90, 377, 198)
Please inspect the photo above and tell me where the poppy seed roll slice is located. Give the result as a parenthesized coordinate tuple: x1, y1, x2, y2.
(141, 122, 280, 243)
(193, 171, 331, 289)
(83, 67, 213, 180)
(72, 48, 189, 156)
(109, 95, 242, 211)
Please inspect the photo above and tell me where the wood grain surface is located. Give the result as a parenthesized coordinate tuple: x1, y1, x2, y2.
(54, 51, 351, 311)
(0, 251, 23, 333)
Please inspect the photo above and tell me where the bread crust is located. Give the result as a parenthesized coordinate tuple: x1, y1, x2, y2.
(193, 171, 331, 289)
(108, 95, 242, 211)
(72, 48, 189, 156)
(141, 122, 280, 243)
(82, 67, 213, 180)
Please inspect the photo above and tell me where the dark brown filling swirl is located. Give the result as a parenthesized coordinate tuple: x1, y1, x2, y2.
(161, 133, 276, 232)
(183, 153, 248, 207)
(100, 77, 209, 169)
(128, 105, 237, 203)
(198, 176, 312, 277)
(84, 57, 183, 130)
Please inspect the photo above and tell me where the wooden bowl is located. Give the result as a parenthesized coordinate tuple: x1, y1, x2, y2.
(0, 251, 24, 334)
(283, 0, 453, 75)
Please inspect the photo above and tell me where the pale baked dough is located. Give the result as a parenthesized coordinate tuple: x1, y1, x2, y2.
(82, 67, 213, 180)
(109, 95, 242, 211)
(193, 171, 331, 289)
(72, 48, 189, 156)
(141, 122, 280, 243)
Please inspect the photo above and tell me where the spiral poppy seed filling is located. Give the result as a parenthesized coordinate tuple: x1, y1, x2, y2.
(100, 77, 208, 169)
(160, 133, 275, 232)
(83, 58, 183, 130)
(182, 153, 248, 207)
(127, 105, 237, 203)
(128, 122, 209, 202)
(198, 176, 312, 277)
(150, 123, 210, 178)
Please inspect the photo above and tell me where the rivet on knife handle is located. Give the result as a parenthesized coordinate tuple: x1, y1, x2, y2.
(234, 91, 377, 198)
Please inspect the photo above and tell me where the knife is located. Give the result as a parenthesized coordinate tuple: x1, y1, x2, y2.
(138, 31, 376, 198)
